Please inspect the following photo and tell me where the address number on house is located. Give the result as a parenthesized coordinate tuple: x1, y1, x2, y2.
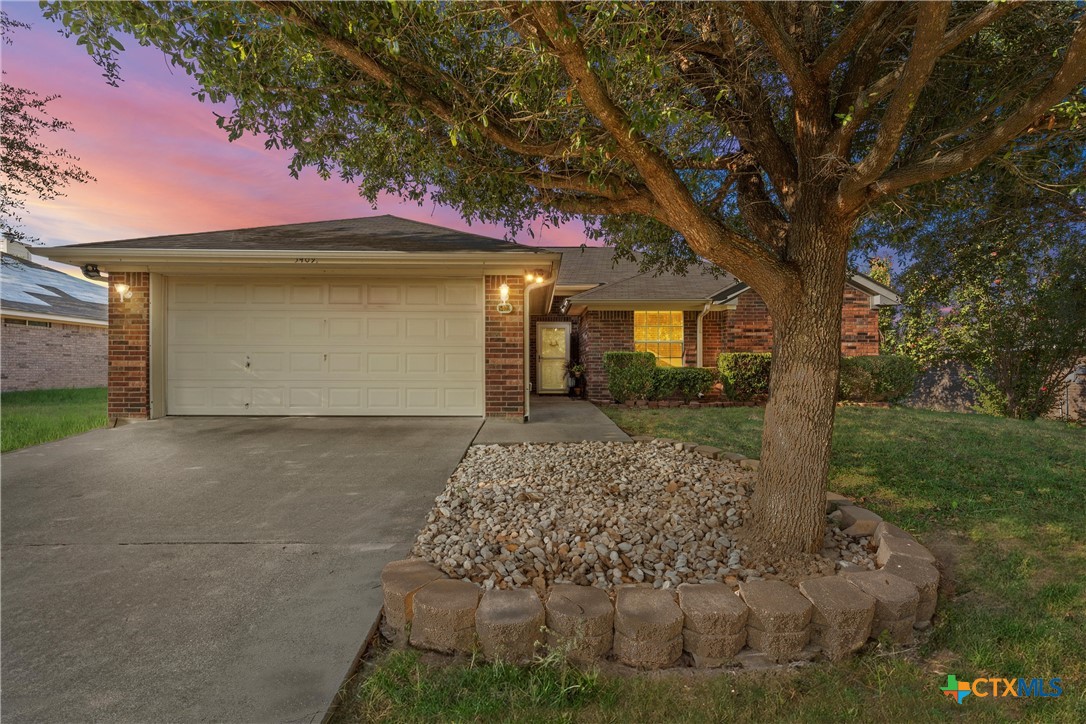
(294, 258, 318, 264)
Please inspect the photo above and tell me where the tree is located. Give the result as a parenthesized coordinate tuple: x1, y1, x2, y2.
(1, 11, 95, 244)
(45, 1, 1086, 552)
(877, 175, 1086, 420)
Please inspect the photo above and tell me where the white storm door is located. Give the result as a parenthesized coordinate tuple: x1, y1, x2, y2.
(536, 322, 571, 394)
(165, 277, 484, 416)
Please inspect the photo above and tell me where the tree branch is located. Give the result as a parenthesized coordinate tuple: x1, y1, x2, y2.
(865, 21, 1086, 200)
(844, 2, 950, 195)
(813, 1, 894, 83)
(736, 2, 816, 99)
(253, 0, 565, 158)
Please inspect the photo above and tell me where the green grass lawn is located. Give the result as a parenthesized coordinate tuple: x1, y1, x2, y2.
(0, 387, 108, 452)
(335, 407, 1085, 723)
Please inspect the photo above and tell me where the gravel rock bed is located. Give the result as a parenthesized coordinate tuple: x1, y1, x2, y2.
(412, 441, 875, 591)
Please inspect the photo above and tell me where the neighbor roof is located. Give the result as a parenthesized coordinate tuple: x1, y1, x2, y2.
(544, 246, 737, 302)
(0, 253, 107, 323)
(56, 215, 545, 254)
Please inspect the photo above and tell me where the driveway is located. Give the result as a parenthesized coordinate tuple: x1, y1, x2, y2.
(1, 416, 481, 723)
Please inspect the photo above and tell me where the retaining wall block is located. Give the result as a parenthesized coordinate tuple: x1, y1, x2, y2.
(879, 555, 939, 623)
(545, 584, 614, 662)
(842, 571, 919, 644)
(838, 506, 883, 537)
(677, 582, 748, 635)
(409, 579, 481, 654)
(615, 587, 684, 641)
(476, 588, 545, 664)
(613, 631, 683, 669)
(380, 559, 446, 645)
(875, 534, 936, 567)
(745, 627, 811, 662)
(739, 580, 813, 632)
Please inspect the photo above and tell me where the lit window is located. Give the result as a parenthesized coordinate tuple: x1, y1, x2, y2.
(634, 311, 684, 367)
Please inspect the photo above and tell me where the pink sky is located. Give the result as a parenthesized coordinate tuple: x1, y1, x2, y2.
(2, 2, 589, 260)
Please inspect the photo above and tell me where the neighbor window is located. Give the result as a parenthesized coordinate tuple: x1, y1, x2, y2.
(634, 311, 684, 367)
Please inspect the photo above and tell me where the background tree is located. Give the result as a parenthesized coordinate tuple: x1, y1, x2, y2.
(1, 11, 95, 244)
(864, 165, 1086, 420)
(46, 1, 1086, 553)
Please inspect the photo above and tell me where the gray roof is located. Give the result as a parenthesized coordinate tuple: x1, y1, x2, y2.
(545, 246, 737, 302)
(0, 253, 108, 322)
(59, 215, 544, 254)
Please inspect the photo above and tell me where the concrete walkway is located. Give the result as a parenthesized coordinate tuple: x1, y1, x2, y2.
(1, 416, 481, 724)
(474, 396, 631, 443)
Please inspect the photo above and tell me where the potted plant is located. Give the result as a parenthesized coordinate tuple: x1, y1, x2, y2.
(567, 361, 586, 398)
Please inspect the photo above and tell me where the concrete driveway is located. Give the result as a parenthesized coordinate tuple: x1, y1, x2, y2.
(1, 416, 481, 723)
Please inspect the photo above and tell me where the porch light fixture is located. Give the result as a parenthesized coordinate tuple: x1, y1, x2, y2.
(497, 283, 513, 314)
(114, 282, 133, 300)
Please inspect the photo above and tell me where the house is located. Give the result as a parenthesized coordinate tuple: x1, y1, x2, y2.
(533, 246, 899, 400)
(38, 215, 898, 421)
(1, 238, 108, 392)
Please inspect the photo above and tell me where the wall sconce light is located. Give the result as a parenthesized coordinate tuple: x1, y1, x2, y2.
(114, 282, 133, 300)
(496, 283, 513, 314)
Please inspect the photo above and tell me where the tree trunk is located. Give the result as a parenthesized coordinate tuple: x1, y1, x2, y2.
(751, 212, 852, 554)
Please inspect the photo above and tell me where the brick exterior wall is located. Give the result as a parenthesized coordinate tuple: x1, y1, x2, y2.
(0, 320, 107, 392)
(839, 286, 881, 356)
(108, 272, 150, 420)
(701, 311, 729, 366)
(578, 309, 634, 400)
(528, 295, 579, 393)
(484, 275, 526, 418)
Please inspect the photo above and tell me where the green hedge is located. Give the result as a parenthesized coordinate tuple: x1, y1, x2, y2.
(838, 355, 917, 403)
(651, 367, 718, 402)
(602, 351, 656, 402)
(717, 353, 772, 400)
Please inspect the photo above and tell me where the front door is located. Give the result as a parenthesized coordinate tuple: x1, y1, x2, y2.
(536, 322, 571, 394)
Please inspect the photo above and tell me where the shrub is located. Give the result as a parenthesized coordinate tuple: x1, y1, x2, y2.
(838, 355, 917, 403)
(602, 351, 656, 402)
(652, 366, 718, 402)
(717, 353, 772, 400)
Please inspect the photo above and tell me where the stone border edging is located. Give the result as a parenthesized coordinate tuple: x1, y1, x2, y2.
(380, 437, 938, 670)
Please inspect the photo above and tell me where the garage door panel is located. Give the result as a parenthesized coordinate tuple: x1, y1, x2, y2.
(167, 278, 484, 416)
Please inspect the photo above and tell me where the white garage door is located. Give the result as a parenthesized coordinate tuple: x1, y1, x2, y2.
(166, 277, 484, 416)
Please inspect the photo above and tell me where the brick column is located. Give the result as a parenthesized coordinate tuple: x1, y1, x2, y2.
(580, 310, 633, 401)
(107, 272, 150, 420)
(484, 275, 525, 418)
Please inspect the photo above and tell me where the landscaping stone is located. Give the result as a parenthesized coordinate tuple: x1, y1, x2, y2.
(721, 452, 747, 462)
(838, 506, 883, 536)
(546, 630, 612, 663)
(873, 520, 916, 543)
(613, 630, 683, 669)
(746, 627, 811, 661)
(410, 579, 481, 654)
(615, 587, 684, 641)
(875, 534, 936, 566)
(677, 582, 748, 635)
(810, 625, 869, 662)
(694, 445, 721, 459)
(739, 580, 813, 632)
(842, 571, 919, 643)
(798, 576, 876, 632)
(380, 558, 446, 644)
(475, 589, 545, 663)
(879, 555, 939, 622)
(739, 459, 761, 472)
(682, 627, 746, 667)
(545, 584, 614, 639)
(631, 435, 654, 443)
(825, 492, 852, 513)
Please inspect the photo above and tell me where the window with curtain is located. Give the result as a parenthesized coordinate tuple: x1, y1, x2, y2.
(634, 310, 684, 367)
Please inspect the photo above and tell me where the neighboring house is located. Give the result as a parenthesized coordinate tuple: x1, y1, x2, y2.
(531, 247, 900, 400)
(39, 215, 898, 422)
(1, 239, 108, 392)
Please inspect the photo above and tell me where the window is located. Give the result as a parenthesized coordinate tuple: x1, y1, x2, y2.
(634, 311, 684, 367)
(3, 318, 51, 328)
